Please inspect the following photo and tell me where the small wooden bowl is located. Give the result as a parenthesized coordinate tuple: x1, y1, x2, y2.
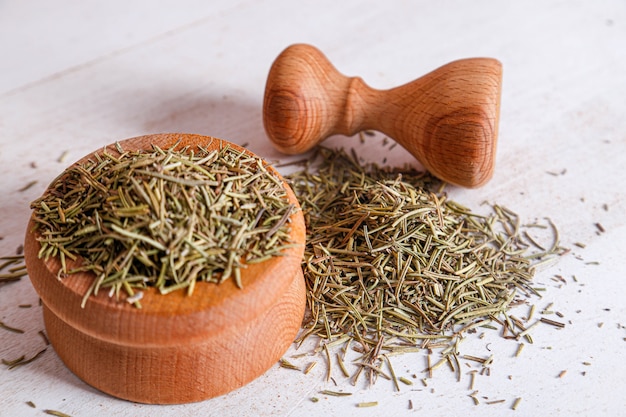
(24, 133, 307, 404)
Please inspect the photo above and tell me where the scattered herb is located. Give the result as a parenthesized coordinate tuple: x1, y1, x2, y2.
(337, 353, 350, 378)
(304, 361, 317, 375)
(321, 390, 352, 397)
(18, 180, 38, 192)
(0, 255, 27, 284)
(324, 343, 332, 382)
(57, 150, 69, 163)
(286, 147, 565, 386)
(539, 317, 566, 328)
(398, 376, 413, 385)
(356, 401, 378, 407)
(0, 320, 25, 334)
(279, 358, 301, 371)
(546, 169, 567, 176)
(38, 330, 50, 345)
(43, 410, 72, 417)
(511, 397, 522, 410)
(2, 355, 25, 367)
(30, 142, 295, 307)
(468, 370, 477, 390)
(2, 347, 47, 370)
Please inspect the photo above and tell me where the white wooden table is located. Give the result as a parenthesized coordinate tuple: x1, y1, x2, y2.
(2, 1, 625, 416)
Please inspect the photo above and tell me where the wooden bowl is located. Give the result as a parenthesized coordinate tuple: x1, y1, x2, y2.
(24, 133, 307, 404)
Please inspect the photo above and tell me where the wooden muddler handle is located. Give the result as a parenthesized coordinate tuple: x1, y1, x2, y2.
(263, 44, 503, 187)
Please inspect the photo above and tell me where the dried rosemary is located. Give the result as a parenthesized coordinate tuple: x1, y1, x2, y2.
(0, 255, 27, 284)
(2, 347, 48, 370)
(286, 147, 565, 385)
(0, 320, 25, 334)
(43, 410, 72, 417)
(30, 142, 295, 306)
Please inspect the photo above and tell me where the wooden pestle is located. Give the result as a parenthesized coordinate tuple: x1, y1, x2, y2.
(263, 44, 502, 187)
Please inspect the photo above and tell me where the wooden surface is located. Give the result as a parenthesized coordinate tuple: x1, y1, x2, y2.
(22, 133, 307, 404)
(263, 44, 502, 187)
(2, 1, 626, 416)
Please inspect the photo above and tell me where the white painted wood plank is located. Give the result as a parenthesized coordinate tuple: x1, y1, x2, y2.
(1, 1, 625, 416)
(0, 0, 250, 94)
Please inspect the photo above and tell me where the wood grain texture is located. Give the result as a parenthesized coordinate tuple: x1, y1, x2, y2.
(3, 2, 626, 416)
(23, 133, 307, 404)
(263, 44, 502, 187)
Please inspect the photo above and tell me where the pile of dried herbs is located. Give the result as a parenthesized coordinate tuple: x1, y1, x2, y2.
(285, 147, 565, 385)
(30, 142, 295, 306)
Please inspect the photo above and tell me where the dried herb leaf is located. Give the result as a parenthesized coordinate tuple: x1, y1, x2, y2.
(30, 143, 295, 306)
(286, 147, 565, 385)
